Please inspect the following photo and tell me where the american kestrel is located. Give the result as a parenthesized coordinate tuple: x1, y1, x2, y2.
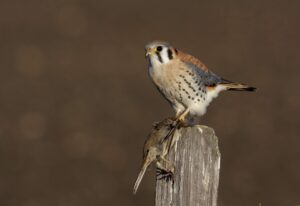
(145, 41, 256, 123)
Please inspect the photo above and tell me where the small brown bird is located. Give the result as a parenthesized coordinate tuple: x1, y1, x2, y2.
(133, 118, 178, 194)
(145, 41, 256, 123)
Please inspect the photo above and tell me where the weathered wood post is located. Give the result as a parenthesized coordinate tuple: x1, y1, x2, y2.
(155, 125, 220, 206)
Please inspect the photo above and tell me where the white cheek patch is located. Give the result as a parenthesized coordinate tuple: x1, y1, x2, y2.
(160, 49, 171, 63)
(149, 55, 161, 68)
(149, 49, 172, 67)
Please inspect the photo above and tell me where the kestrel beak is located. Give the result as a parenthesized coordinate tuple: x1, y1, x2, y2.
(145, 48, 155, 57)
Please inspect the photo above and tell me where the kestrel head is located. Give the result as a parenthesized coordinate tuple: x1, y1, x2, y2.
(145, 41, 178, 67)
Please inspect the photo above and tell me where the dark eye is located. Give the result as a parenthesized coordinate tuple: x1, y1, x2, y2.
(156, 46, 163, 51)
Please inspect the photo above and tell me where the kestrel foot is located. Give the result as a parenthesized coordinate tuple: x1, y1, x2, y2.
(177, 108, 190, 123)
(161, 111, 189, 151)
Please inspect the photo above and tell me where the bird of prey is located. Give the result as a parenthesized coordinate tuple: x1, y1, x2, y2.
(145, 41, 256, 123)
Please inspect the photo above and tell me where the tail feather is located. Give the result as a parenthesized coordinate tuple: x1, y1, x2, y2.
(133, 165, 147, 194)
(133, 156, 153, 194)
(220, 78, 256, 92)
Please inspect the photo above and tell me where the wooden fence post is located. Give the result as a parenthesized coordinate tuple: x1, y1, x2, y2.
(155, 125, 220, 206)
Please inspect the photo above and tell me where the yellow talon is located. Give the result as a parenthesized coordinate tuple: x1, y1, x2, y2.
(178, 115, 185, 122)
(177, 109, 189, 123)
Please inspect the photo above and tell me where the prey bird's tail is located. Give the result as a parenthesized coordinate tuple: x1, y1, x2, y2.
(220, 78, 256, 92)
(133, 157, 152, 194)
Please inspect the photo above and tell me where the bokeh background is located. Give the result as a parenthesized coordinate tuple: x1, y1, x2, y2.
(0, 0, 299, 205)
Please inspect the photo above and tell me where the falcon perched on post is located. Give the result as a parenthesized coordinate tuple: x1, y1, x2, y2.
(145, 41, 256, 124)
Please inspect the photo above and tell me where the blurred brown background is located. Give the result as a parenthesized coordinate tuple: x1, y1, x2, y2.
(0, 0, 299, 205)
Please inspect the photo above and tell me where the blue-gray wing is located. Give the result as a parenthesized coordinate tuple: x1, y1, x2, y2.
(184, 62, 222, 86)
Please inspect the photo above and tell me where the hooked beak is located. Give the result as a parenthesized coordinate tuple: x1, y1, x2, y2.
(145, 48, 155, 57)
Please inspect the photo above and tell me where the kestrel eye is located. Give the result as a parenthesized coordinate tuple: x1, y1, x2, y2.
(156, 46, 163, 52)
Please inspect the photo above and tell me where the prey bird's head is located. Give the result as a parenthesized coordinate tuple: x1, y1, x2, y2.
(145, 41, 178, 66)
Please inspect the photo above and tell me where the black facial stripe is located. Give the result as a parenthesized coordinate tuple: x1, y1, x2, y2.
(156, 51, 163, 63)
(167, 49, 173, 60)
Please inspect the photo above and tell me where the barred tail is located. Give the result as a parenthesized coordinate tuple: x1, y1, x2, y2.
(220, 78, 256, 92)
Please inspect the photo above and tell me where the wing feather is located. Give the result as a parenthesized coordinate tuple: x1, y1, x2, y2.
(177, 50, 222, 86)
(177, 50, 209, 72)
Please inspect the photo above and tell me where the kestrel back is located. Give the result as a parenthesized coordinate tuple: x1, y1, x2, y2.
(145, 41, 256, 123)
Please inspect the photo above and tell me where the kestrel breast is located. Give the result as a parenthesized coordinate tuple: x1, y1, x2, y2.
(153, 61, 206, 115)
(172, 67, 208, 115)
(150, 60, 223, 117)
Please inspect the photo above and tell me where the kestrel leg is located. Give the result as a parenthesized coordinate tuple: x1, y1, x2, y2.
(160, 108, 189, 150)
(177, 108, 189, 123)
